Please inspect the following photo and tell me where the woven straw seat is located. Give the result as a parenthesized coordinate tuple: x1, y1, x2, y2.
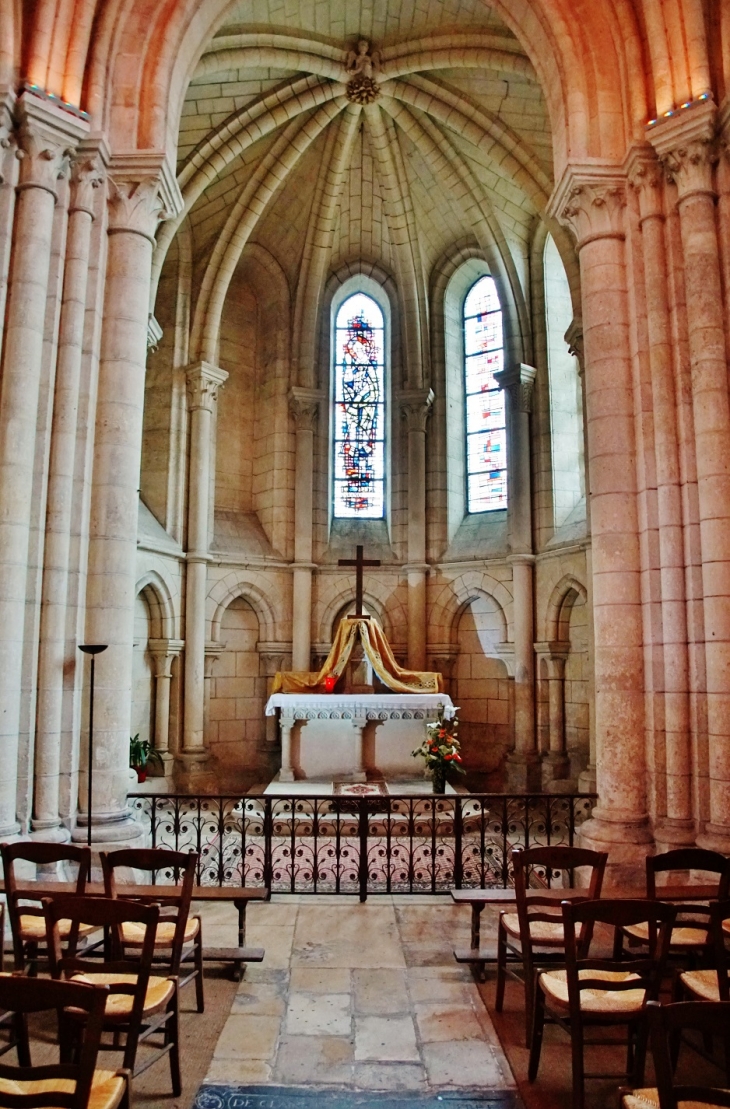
(538, 968, 646, 1014)
(502, 912, 564, 944)
(680, 968, 721, 1001)
(19, 916, 97, 941)
(0, 1070, 126, 1109)
(71, 973, 175, 1018)
(120, 917, 199, 947)
(623, 1088, 730, 1109)
(624, 921, 708, 947)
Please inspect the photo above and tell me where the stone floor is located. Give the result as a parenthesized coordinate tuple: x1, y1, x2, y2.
(196, 895, 516, 1095)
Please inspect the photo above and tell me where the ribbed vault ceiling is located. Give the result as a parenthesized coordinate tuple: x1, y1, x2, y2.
(156, 0, 554, 367)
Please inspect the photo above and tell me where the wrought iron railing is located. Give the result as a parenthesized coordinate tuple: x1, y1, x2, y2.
(128, 791, 597, 901)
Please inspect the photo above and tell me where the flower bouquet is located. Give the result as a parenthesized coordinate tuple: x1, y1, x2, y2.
(412, 708, 464, 793)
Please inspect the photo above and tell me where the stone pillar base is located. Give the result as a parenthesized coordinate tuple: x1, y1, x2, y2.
(175, 751, 219, 792)
(29, 822, 71, 844)
(277, 768, 295, 783)
(542, 752, 571, 787)
(577, 807, 654, 886)
(654, 818, 696, 853)
(578, 765, 597, 793)
(696, 824, 730, 854)
(506, 752, 542, 792)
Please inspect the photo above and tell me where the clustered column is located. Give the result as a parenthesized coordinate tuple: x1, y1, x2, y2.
(400, 389, 433, 672)
(182, 361, 228, 764)
(0, 92, 87, 838)
(553, 170, 652, 879)
(80, 160, 180, 845)
(33, 150, 104, 841)
(289, 388, 321, 673)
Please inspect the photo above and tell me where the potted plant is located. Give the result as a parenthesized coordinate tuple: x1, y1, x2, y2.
(129, 734, 163, 783)
(412, 708, 465, 794)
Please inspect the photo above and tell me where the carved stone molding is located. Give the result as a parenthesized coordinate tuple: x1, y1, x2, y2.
(564, 317, 584, 375)
(345, 39, 381, 103)
(106, 176, 167, 243)
(289, 386, 322, 432)
(647, 99, 718, 199)
(399, 387, 434, 432)
(625, 146, 664, 221)
(148, 638, 184, 678)
(494, 363, 536, 414)
(186, 361, 229, 412)
(549, 164, 627, 249)
(15, 91, 88, 196)
(69, 153, 105, 216)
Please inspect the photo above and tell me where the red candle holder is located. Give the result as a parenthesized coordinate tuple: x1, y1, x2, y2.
(324, 675, 337, 693)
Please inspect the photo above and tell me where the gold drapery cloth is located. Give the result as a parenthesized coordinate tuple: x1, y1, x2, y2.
(271, 617, 443, 695)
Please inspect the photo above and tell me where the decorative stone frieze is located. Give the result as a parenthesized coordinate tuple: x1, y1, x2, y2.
(494, 363, 536, 414)
(186, 361, 229, 412)
(550, 164, 627, 248)
(647, 99, 717, 199)
(289, 386, 322, 431)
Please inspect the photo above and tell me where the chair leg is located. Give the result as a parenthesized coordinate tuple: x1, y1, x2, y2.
(14, 1014, 30, 1069)
(570, 1021, 585, 1109)
(613, 925, 624, 961)
(523, 949, 535, 1049)
(168, 989, 181, 1097)
(495, 918, 506, 1013)
(194, 922, 205, 1014)
(527, 979, 546, 1082)
(632, 1017, 649, 1087)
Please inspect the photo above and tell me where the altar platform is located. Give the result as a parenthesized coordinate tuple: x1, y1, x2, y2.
(259, 777, 460, 797)
(264, 692, 455, 782)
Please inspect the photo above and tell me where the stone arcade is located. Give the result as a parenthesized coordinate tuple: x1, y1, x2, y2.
(0, 0, 727, 892)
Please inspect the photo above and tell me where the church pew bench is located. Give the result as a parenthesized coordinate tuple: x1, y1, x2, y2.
(451, 883, 720, 978)
(0, 879, 269, 982)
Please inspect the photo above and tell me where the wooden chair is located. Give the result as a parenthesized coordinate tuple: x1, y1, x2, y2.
(0, 973, 130, 1109)
(44, 894, 181, 1097)
(100, 848, 204, 1012)
(677, 899, 730, 1004)
(622, 1000, 730, 1109)
(528, 897, 676, 1109)
(495, 844, 608, 1045)
(1, 843, 96, 973)
(615, 848, 730, 961)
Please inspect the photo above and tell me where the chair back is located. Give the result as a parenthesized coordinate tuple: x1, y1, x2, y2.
(645, 999, 730, 1107)
(706, 900, 730, 1002)
(1, 844, 90, 968)
(44, 894, 160, 1034)
(562, 898, 676, 1024)
(512, 845, 608, 954)
(101, 849, 198, 973)
(0, 974, 109, 1109)
(646, 847, 730, 898)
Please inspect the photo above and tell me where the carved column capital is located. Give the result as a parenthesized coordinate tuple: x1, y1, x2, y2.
(399, 387, 434, 431)
(289, 386, 322, 431)
(15, 91, 88, 196)
(148, 638, 184, 678)
(626, 146, 665, 221)
(106, 152, 182, 242)
(564, 317, 584, 375)
(258, 641, 291, 677)
(550, 164, 627, 249)
(647, 99, 718, 200)
(69, 152, 105, 216)
(147, 314, 163, 352)
(186, 361, 228, 412)
(494, 363, 536, 414)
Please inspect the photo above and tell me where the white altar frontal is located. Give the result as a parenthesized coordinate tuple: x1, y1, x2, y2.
(264, 693, 455, 783)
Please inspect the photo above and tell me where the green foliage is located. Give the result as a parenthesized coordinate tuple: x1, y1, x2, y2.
(129, 734, 163, 770)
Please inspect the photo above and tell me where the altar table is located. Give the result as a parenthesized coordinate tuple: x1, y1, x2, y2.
(264, 693, 455, 782)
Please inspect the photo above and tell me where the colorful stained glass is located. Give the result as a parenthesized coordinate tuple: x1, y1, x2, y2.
(464, 275, 507, 512)
(333, 293, 385, 518)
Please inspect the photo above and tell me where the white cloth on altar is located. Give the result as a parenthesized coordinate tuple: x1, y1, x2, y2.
(265, 693, 455, 717)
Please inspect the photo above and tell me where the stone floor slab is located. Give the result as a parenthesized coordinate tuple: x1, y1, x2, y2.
(353, 969, 409, 1014)
(422, 1041, 515, 1088)
(285, 992, 352, 1035)
(273, 1035, 354, 1085)
(289, 967, 351, 993)
(353, 1063, 427, 1090)
(214, 1014, 281, 1061)
(414, 1002, 486, 1042)
(354, 1015, 419, 1062)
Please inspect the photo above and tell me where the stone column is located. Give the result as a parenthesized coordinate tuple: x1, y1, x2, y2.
(350, 715, 367, 782)
(289, 388, 321, 673)
(79, 155, 181, 845)
(628, 148, 694, 848)
(545, 649, 571, 782)
(148, 638, 183, 775)
(259, 645, 291, 747)
(552, 167, 652, 879)
(33, 150, 105, 841)
(496, 364, 538, 791)
(203, 642, 222, 744)
(0, 93, 87, 838)
(650, 104, 730, 851)
(279, 708, 295, 782)
(181, 362, 228, 765)
(400, 389, 434, 671)
(0, 92, 18, 371)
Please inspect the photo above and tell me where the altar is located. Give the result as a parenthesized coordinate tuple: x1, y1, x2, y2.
(264, 692, 455, 782)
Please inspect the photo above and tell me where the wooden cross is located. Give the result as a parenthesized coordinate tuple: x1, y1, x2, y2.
(338, 545, 380, 618)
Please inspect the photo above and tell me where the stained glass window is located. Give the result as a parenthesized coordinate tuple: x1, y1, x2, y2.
(333, 292, 385, 518)
(463, 275, 507, 512)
